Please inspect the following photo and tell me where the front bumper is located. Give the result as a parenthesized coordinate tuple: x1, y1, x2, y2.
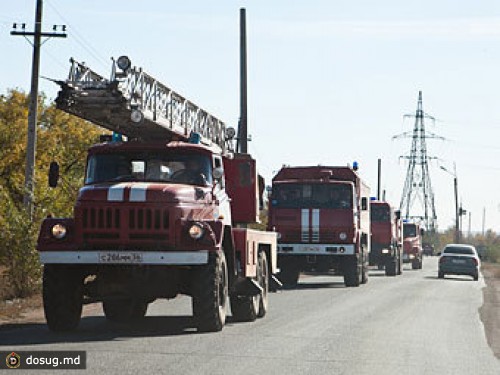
(278, 243, 355, 255)
(39, 250, 209, 265)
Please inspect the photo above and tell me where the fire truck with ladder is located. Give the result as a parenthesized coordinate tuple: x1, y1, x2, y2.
(36, 55, 278, 332)
(267, 164, 370, 287)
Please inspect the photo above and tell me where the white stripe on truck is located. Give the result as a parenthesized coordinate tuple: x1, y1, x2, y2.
(312, 209, 320, 242)
(129, 183, 150, 202)
(107, 183, 128, 202)
(301, 208, 309, 242)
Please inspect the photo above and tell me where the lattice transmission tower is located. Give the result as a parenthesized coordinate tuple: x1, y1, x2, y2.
(393, 91, 444, 232)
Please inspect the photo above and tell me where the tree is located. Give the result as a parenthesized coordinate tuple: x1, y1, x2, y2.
(0, 89, 104, 297)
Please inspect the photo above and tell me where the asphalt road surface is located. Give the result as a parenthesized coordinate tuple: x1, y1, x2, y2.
(1, 257, 499, 374)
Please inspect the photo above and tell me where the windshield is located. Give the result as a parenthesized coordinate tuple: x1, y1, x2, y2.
(271, 183, 352, 209)
(403, 224, 417, 238)
(371, 205, 390, 222)
(85, 152, 212, 186)
(443, 246, 475, 255)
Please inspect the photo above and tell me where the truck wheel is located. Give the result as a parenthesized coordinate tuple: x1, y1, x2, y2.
(411, 258, 420, 270)
(231, 251, 269, 321)
(103, 299, 148, 323)
(278, 260, 300, 288)
(397, 254, 403, 275)
(438, 271, 444, 279)
(343, 257, 360, 287)
(192, 251, 228, 332)
(385, 260, 397, 276)
(257, 251, 269, 318)
(43, 264, 83, 332)
(418, 258, 423, 269)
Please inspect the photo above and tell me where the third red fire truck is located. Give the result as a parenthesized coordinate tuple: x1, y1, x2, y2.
(369, 200, 403, 276)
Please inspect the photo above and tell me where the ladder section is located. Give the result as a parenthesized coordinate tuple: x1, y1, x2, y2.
(55, 57, 229, 149)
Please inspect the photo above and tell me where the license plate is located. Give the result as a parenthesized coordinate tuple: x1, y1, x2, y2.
(304, 246, 320, 252)
(452, 259, 466, 264)
(99, 252, 143, 264)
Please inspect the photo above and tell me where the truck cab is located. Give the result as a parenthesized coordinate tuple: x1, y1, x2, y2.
(402, 222, 424, 269)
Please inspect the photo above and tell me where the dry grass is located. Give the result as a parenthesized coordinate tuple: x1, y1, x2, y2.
(482, 262, 500, 279)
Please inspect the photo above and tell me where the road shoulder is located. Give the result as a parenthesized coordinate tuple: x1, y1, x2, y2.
(479, 262, 500, 359)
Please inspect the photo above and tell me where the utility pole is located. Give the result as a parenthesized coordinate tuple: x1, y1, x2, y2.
(377, 158, 381, 200)
(482, 207, 486, 236)
(237, 7, 248, 154)
(439, 163, 459, 243)
(11, 0, 66, 219)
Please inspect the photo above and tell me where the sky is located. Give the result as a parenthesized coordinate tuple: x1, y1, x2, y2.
(2, 0, 500, 233)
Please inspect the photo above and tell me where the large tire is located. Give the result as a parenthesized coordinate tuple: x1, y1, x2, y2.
(418, 258, 423, 269)
(397, 253, 403, 275)
(278, 260, 300, 288)
(103, 299, 148, 323)
(344, 256, 361, 287)
(43, 265, 84, 332)
(411, 258, 420, 270)
(385, 259, 397, 276)
(231, 251, 269, 321)
(192, 251, 228, 332)
(257, 251, 269, 318)
(438, 271, 444, 279)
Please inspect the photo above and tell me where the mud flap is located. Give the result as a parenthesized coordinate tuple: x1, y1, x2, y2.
(232, 278, 263, 296)
(269, 274, 283, 292)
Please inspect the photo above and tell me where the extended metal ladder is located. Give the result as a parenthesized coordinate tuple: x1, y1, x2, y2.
(55, 56, 231, 151)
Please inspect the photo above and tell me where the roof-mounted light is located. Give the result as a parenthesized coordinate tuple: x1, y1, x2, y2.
(116, 55, 131, 71)
(225, 127, 236, 140)
(131, 109, 144, 123)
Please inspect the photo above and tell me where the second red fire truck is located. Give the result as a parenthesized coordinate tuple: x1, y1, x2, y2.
(267, 165, 371, 287)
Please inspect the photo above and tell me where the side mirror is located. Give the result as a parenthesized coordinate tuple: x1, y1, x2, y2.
(420, 228, 425, 236)
(48, 161, 59, 188)
(395, 210, 401, 220)
(212, 167, 224, 181)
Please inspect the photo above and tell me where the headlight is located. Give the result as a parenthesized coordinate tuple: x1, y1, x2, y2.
(339, 232, 347, 240)
(188, 223, 204, 240)
(51, 224, 67, 239)
(382, 249, 390, 254)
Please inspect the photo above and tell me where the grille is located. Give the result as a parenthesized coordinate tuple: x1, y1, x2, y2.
(82, 207, 169, 231)
(82, 207, 120, 229)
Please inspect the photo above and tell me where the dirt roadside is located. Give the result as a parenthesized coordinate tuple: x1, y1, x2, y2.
(479, 262, 500, 359)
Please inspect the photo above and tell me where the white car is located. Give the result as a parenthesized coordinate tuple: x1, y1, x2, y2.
(438, 244, 480, 281)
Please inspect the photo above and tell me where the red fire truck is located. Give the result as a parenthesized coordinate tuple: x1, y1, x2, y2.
(402, 222, 424, 269)
(267, 165, 371, 287)
(37, 56, 277, 332)
(369, 200, 403, 276)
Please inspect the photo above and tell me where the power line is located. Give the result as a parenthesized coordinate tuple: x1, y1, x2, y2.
(45, 0, 109, 71)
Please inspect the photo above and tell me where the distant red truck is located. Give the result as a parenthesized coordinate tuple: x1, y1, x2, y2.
(267, 165, 371, 287)
(369, 200, 403, 276)
(402, 222, 424, 269)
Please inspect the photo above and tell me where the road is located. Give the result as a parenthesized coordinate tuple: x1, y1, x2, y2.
(1, 257, 499, 374)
